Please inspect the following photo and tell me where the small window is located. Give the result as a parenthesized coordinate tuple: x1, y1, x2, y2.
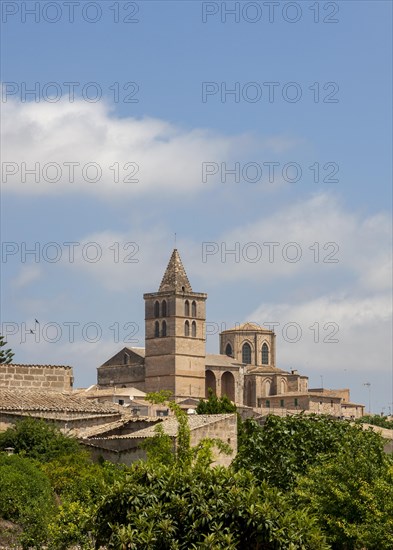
(161, 300, 167, 317)
(261, 343, 269, 365)
(118, 399, 124, 406)
(123, 353, 129, 365)
(225, 343, 233, 356)
(154, 321, 160, 338)
(184, 300, 190, 316)
(154, 301, 160, 318)
(162, 320, 167, 337)
(294, 398, 298, 407)
(280, 399, 284, 408)
(191, 301, 197, 317)
(191, 321, 196, 337)
(184, 320, 190, 336)
(242, 342, 252, 364)
(266, 399, 270, 408)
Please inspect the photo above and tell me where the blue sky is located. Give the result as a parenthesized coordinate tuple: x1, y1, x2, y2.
(1, 0, 392, 413)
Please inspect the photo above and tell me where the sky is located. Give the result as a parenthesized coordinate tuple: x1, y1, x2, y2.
(0, 0, 392, 414)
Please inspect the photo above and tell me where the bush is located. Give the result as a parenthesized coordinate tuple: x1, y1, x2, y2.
(0, 454, 54, 549)
(0, 417, 82, 462)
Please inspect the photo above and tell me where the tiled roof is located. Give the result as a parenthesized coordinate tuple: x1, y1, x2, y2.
(92, 414, 235, 440)
(159, 249, 192, 292)
(75, 417, 160, 438)
(246, 365, 288, 374)
(3, 363, 72, 369)
(77, 385, 146, 398)
(205, 354, 243, 368)
(221, 322, 274, 333)
(271, 391, 342, 399)
(125, 347, 145, 358)
(0, 388, 121, 413)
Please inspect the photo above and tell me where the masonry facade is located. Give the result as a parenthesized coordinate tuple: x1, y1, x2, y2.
(0, 364, 73, 391)
(97, 249, 364, 419)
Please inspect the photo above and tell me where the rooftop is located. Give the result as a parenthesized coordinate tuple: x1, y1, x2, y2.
(1, 363, 72, 370)
(221, 322, 274, 333)
(158, 249, 192, 293)
(90, 414, 235, 440)
(0, 388, 121, 414)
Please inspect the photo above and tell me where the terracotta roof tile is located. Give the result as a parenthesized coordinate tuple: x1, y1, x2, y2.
(0, 388, 121, 413)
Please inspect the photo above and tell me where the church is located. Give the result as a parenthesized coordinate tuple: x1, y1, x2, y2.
(97, 249, 364, 418)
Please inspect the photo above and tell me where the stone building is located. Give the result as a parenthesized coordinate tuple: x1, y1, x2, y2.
(0, 363, 73, 391)
(98, 249, 364, 419)
(82, 413, 237, 467)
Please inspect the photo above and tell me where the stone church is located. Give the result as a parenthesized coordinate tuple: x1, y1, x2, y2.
(97, 249, 364, 418)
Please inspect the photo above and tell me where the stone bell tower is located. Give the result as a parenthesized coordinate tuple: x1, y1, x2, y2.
(143, 249, 207, 400)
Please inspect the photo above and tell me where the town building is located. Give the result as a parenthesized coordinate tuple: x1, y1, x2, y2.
(97, 249, 364, 419)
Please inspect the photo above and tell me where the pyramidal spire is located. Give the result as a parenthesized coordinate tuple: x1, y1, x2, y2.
(159, 249, 192, 292)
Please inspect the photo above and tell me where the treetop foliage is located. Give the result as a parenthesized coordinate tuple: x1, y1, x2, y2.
(196, 388, 237, 414)
(234, 413, 386, 490)
(1, 409, 392, 549)
(0, 334, 14, 364)
(0, 417, 82, 462)
(356, 414, 393, 430)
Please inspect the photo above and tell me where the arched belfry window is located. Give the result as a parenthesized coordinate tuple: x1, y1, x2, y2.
(154, 301, 160, 318)
(184, 320, 190, 337)
(191, 321, 196, 337)
(161, 300, 167, 317)
(184, 300, 190, 316)
(262, 343, 269, 365)
(191, 301, 197, 317)
(242, 342, 252, 364)
(162, 320, 167, 337)
(225, 343, 233, 357)
(154, 321, 160, 338)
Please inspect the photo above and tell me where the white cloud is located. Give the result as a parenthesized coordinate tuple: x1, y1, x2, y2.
(12, 265, 42, 288)
(248, 293, 392, 374)
(1, 98, 295, 197)
(188, 193, 392, 291)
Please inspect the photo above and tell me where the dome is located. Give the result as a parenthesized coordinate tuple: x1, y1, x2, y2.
(222, 322, 273, 333)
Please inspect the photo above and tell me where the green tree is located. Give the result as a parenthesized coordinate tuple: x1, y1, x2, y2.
(196, 388, 237, 414)
(295, 428, 393, 549)
(234, 414, 361, 490)
(93, 463, 329, 549)
(0, 417, 82, 462)
(0, 454, 54, 549)
(0, 334, 14, 364)
(356, 414, 393, 430)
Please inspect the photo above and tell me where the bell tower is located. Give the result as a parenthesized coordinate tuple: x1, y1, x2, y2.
(143, 249, 207, 400)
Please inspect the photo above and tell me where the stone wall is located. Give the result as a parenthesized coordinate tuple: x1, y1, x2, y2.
(189, 414, 237, 467)
(0, 364, 73, 391)
(0, 411, 121, 433)
(97, 364, 145, 389)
